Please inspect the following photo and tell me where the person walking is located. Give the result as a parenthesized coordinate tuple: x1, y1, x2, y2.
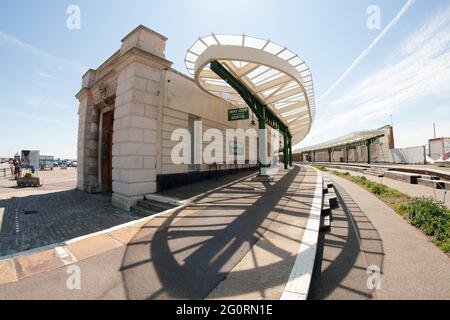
(13, 159, 20, 179)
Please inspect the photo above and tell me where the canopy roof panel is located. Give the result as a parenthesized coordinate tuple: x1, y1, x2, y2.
(297, 129, 387, 152)
(185, 34, 315, 145)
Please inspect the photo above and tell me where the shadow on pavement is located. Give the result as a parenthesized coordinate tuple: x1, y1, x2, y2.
(120, 166, 321, 300)
(309, 182, 385, 300)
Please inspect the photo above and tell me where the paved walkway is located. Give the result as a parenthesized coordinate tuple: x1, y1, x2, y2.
(330, 168, 450, 208)
(0, 166, 319, 300)
(0, 168, 142, 256)
(208, 166, 318, 300)
(312, 173, 450, 299)
(309, 183, 381, 300)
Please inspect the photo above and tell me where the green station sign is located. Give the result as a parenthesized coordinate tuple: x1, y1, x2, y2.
(228, 107, 249, 121)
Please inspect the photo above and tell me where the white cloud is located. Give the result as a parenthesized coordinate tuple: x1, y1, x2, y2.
(394, 120, 450, 148)
(0, 30, 87, 74)
(24, 95, 72, 110)
(317, 0, 416, 102)
(0, 107, 73, 127)
(305, 3, 450, 146)
(34, 70, 57, 80)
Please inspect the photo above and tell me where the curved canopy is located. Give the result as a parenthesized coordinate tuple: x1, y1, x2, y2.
(185, 34, 315, 145)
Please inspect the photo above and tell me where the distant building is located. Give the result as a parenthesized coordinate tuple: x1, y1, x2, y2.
(294, 125, 395, 164)
(429, 137, 450, 160)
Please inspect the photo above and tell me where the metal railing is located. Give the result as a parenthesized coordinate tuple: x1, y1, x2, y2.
(0, 168, 11, 178)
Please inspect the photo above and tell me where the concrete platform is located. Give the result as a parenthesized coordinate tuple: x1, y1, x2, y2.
(313, 173, 450, 299)
(0, 166, 323, 300)
(417, 178, 450, 190)
(321, 167, 450, 209)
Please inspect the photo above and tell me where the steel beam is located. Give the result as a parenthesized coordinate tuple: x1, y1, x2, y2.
(210, 60, 290, 137)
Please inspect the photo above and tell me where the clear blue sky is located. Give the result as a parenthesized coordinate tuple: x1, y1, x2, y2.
(1, 0, 449, 158)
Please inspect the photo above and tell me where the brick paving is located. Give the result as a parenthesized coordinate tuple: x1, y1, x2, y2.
(0, 168, 259, 258)
(0, 168, 140, 257)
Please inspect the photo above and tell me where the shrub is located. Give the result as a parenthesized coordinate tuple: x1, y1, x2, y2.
(403, 197, 450, 252)
(322, 166, 449, 253)
(24, 172, 33, 178)
(334, 171, 350, 177)
(370, 184, 388, 195)
(315, 165, 329, 172)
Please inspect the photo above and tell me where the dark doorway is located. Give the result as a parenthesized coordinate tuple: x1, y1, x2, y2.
(101, 110, 114, 192)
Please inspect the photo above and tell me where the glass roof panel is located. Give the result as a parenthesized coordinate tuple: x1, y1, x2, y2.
(247, 65, 270, 79)
(289, 57, 304, 66)
(244, 36, 268, 49)
(262, 87, 280, 97)
(185, 52, 198, 62)
(254, 71, 285, 86)
(251, 69, 281, 84)
(263, 41, 284, 55)
(185, 61, 195, 69)
(278, 49, 296, 61)
(202, 35, 218, 46)
(275, 82, 300, 95)
(282, 108, 307, 117)
(296, 64, 308, 72)
(215, 34, 243, 46)
(277, 92, 305, 102)
(300, 70, 311, 77)
(190, 40, 207, 55)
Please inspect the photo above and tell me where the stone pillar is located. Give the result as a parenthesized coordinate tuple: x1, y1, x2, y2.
(111, 25, 172, 210)
(258, 122, 268, 176)
(76, 70, 99, 193)
(283, 134, 288, 170)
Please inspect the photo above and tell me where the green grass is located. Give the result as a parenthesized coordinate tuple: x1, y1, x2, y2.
(313, 165, 450, 253)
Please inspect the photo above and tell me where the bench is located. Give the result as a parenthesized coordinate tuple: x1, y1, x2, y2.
(384, 171, 421, 184)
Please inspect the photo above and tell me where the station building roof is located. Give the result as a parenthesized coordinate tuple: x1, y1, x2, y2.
(185, 34, 315, 145)
(296, 128, 389, 152)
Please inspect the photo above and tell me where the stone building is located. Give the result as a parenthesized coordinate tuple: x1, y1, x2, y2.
(76, 25, 317, 211)
(75, 25, 259, 210)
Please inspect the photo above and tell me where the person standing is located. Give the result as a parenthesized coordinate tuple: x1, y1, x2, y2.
(10, 161, 14, 177)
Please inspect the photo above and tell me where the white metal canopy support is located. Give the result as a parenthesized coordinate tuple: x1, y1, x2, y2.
(186, 34, 316, 147)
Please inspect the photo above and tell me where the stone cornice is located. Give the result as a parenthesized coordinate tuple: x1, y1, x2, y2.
(115, 47, 173, 73)
(75, 87, 89, 101)
(121, 24, 168, 42)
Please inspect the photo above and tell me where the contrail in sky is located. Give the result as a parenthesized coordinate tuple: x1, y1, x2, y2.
(317, 0, 416, 103)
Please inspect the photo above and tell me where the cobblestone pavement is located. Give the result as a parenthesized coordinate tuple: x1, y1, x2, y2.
(0, 168, 140, 256)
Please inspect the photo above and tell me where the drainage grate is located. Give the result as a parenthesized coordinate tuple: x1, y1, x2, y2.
(24, 210, 38, 215)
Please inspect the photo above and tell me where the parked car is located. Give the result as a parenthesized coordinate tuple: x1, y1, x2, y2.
(71, 161, 78, 167)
